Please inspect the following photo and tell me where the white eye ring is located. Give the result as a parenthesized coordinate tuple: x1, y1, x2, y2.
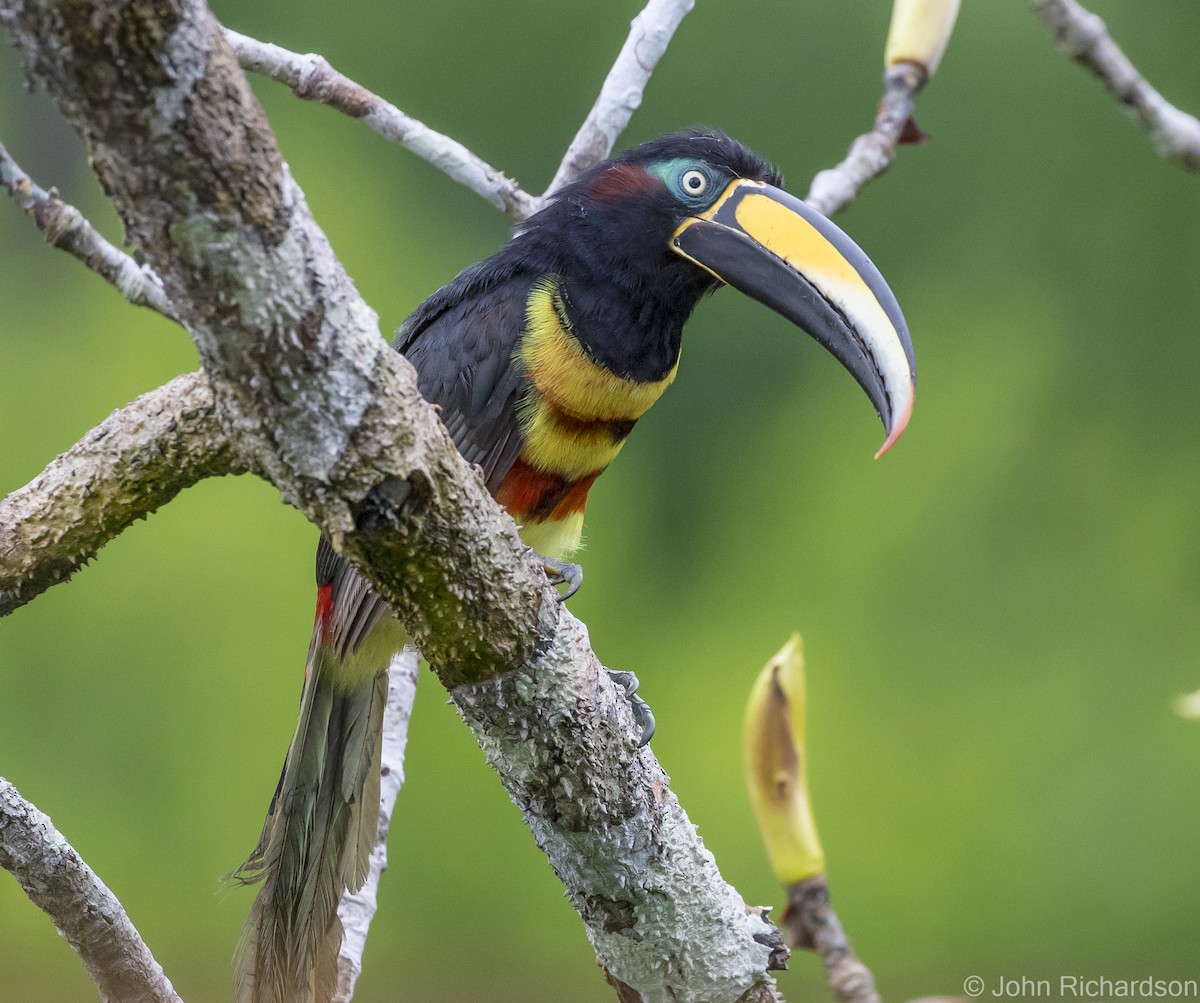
(681, 169, 708, 196)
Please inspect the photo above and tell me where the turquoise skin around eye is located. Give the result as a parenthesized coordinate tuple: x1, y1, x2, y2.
(646, 158, 723, 208)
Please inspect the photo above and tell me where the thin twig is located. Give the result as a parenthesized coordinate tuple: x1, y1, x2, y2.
(0, 139, 177, 318)
(335, 648, 420, 1001)
(226, 0, 695, 218)
(1030, 0, 1200, 172)
(223, 28, 537, 220)
(781, 876, 881, 1003)
(0, 778, 182, 1003)
(543, 0, 695, 199)
(804, 61, 927, 217)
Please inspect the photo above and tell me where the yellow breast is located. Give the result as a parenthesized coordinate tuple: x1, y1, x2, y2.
(517, 279, 678, 479)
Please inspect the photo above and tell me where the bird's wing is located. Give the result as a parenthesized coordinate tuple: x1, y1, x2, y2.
(322, 266, 536, 656)
(397, 265, 534, 493)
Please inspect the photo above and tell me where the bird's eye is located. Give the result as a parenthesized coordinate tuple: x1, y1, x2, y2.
(680, 169, 709, 196)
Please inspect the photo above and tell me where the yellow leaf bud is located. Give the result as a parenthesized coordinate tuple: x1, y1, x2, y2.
(885, 0, 961, 78)
(743, 633, 825, 885)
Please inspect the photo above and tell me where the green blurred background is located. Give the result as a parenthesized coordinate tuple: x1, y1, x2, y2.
(3, 2, 1200, 1000)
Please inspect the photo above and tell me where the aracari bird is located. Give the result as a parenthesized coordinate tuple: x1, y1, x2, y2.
(233, 129, 915, 1003)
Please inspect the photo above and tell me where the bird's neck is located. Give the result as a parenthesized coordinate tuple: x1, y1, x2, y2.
(519, 279, 681, 423)
(512, 203, 713, 382)
(555, 253, 711, 383)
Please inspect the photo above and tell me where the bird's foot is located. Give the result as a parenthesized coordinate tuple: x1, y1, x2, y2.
(607, 669, 656, 747)
(536, 553, 583, 602)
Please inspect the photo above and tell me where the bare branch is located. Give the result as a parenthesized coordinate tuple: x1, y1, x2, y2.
(1031, 0, 1200, 172)
(223, 28, 537, 220)
(781, 876, 879, 1003)
(544, 0, 695, 199)
(224, 0, 697, 218)
(335, 648, 420, 1002)
(0, 778, 182, 1003)
(0, 371, 242, 617)
(0, 139, 177, 318)
(804, 61, 926, 217)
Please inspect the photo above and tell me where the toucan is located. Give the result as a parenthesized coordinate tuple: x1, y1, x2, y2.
(232, 129, 916, 1003)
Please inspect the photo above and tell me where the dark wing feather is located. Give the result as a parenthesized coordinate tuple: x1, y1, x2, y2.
(320, 263, 537, 656)
(396, 264, 535, 492)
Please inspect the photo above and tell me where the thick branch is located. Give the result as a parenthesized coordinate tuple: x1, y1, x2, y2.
(1031, 0, 1200, 171)
(1, 2, 783, 997)
(544, 0, 695, 198)
(223, 28, 537, 220)
(0, 371, 240, 617)
(455, 612, 786, 1002)
(0, 778, 181, 1003)
(0, 139, 176, 318)
(804, 61, 926, 217)
(4, 0, 547, 680)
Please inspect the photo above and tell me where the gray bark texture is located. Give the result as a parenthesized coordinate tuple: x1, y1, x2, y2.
(455, 612, 787, 1001)
(0, 0, 785, 998)
(0, 371, 237, 616)
(0, 778, 181, 1003)
(1031, 0, 1200, 171)
(2, 0, 547, 682)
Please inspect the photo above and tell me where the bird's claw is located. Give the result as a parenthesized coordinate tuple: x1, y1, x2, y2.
(538, 555, 583, 602)
(607, 669, 656, 747)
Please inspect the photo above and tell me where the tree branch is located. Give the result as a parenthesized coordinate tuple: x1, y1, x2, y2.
(0, 370, 241, 617)
(225, 0, 696, 216)
(222, 28, 538, 220)
(1031, 0, 1200, 172)
(804, 61, 927, 217)
(781, 876, 880, 1003)
(0, 777, 182, 1003)
(0, 138, 176, 318)
(454, 612, 787, 1001)
(1, 1, 783, 997)
(544, 0, 695, 199)
(3, 0, 555, 675)
(335, 649, 420, 1002)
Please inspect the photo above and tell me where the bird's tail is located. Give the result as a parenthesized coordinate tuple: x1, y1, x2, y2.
(231, 629, 388, 1003)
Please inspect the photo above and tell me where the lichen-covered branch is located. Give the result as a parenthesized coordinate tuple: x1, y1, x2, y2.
(1031, 0, 1200, 172)
(1, 1, 783, 997)
(0, 777, 182, 1003)
(335, 648, 420, 1001)
(0, 371, 240, 617)
(544, 0, 695, 199)
(455, 612, 787, 1002)
(804, 61, 927, 217)
(0, 139, 176, 318)
(223, 28, 537, 220)
(4, 0, 547, 680)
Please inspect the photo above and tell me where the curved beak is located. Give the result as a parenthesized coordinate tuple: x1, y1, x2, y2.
(671, 180, 915, 457)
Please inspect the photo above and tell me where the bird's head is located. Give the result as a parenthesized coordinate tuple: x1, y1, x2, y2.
(535, 129, 916, 456)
